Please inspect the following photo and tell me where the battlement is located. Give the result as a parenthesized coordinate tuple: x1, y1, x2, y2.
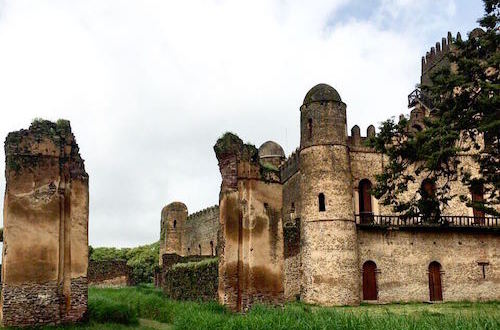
(420, 32, 463, 85)
(187, 205, 219, 221)
(280, 149, 299, 183)
(347, 125, 375, 149)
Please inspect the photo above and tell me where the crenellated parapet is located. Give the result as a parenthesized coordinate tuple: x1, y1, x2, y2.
(347, 125, 376, 150)
(187, 205, 219, 222)
(421, 32, 462, 86)
(280, 149, 299, 183)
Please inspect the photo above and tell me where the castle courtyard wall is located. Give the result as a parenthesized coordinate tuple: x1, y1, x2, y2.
(182, 206, 219, 256)
(358, 229, 499, 303)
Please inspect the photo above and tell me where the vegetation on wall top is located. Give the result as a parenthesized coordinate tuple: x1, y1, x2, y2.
(89, 241, 159, 284)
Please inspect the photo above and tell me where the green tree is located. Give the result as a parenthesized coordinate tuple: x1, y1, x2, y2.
(369, 0, 499, 217)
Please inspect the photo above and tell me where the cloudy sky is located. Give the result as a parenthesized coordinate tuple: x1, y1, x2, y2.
(0, 0, 484, 247)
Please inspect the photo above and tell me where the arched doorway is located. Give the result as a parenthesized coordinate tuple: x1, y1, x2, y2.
(362, 261, 377, 300)
(428, 261, 443, 301)
(359, 179, 373, 223)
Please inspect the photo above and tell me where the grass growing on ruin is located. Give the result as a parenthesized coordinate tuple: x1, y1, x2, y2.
(36, 285, 500, 330)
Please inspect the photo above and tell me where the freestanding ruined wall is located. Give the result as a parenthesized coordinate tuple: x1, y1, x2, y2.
(214, 133, 284, 312)
(1, 120, 89, 327)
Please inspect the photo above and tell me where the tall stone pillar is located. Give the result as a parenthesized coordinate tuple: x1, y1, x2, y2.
(1, 120, 89, 327)
(214, 133, 284, 312)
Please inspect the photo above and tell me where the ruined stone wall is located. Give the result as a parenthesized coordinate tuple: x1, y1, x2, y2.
(182, 206, 219, 256)
(163, 258, 218, 301)
(215, 133, 284, 312)
(282, 170, 301, 301)
(1, 120, 88, 327)
(88, 260, 133, 287)
(160, 202, 218, 264)
(358, 229, 499, 302)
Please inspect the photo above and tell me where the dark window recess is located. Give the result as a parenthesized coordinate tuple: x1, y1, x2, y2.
(308, 118, 313, 139)
(318, 193, 326, 212)
(471, 182, 485, 221)
(359, 179, 373, 223)
(173, 219, 177, 229)
(291, 202, 295, 213)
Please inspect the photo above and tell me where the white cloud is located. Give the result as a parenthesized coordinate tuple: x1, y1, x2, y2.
(0, 0, 483, 247)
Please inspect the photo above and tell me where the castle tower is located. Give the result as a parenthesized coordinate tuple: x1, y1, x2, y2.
(258, 141, 285, 168)
(299, 84, 359, 305)
(160, 202, 187, 263)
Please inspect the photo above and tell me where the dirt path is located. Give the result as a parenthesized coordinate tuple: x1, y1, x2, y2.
(138, 318, 173, 330)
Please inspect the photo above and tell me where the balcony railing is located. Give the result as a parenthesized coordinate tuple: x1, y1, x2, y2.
(355, 213, 500, 229)
(408, 88, 433, 109)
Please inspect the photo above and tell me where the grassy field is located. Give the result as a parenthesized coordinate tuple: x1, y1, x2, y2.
(40, 285, 499, 330)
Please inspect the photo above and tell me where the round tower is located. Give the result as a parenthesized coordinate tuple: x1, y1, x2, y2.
(299, 84, 359, 305)
(160, 202, 188, 260)
(258, 140, 285, 168)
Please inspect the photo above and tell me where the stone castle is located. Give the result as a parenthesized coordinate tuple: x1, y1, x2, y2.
(159, 31, 499, 312)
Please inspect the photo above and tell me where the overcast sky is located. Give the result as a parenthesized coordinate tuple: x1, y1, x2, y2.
(0, 0, 484, 248)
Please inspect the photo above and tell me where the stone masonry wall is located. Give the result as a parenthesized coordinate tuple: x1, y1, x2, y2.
(215, 133, 284, 312)
(163, 258, 218, 301)
(358, 229, 499, 302)
(282, 171, 302, 301)
(88, 260, 133, 286)
(182, 206, 219, 256)
(1, 120, 89, 327)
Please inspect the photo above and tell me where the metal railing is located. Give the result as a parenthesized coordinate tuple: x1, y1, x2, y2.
(408, 88, 433, 109)
(355, 213, 500, 228)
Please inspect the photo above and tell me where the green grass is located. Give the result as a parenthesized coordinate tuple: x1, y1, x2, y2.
(39, 285, 500, 329)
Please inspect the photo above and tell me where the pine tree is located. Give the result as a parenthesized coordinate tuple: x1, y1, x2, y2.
(369, 0, 499, 218)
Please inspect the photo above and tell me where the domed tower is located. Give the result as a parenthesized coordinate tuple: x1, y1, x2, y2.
(299, 84, 359, 305)
(258, 141, 285, 168)
(160, 202, 188, 265)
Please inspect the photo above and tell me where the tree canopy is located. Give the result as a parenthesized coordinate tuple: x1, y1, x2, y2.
(369, 0, 499, 217)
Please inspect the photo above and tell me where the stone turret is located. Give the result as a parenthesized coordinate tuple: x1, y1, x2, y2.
(299, 84, 359, 306)
(160, 202, 188, 261)
(258, 141, 285, 168)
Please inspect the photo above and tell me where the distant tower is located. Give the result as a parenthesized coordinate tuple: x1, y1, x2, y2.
(160, 202, 187, 264)
(299, 84, 359, 305)
(258, 141, 285, 168)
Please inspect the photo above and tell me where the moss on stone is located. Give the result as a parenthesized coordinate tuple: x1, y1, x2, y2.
(171, 257, 218, 270)
(214, 132, 258, 162)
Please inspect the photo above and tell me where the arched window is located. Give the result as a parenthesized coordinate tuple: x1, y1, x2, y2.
(308, 118, 313, 140)
(199, 244, 202, 256)
(428, 261, 443, 301)
(291, 202, 295, 213)
(421, 179, 436, 198)
(471, 182, 485, 221)
(187, 247, 190, 255)
(210, 241, 214, 256)
(318, 193, 325, 212)
(173, 219, 177, 229)
(420, 179, 439, 222)
(359, 179, 373, 224)
(362, 261, 377, 300)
